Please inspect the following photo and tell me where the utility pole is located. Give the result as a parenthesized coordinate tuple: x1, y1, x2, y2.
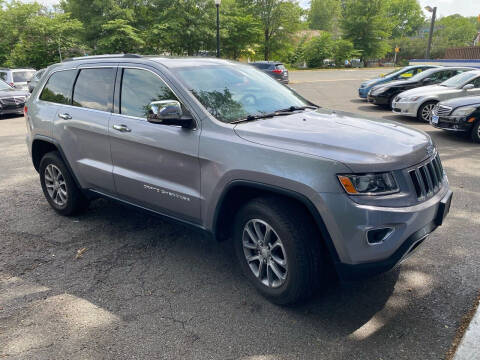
(214, 0, 221, 58)
(425, 6, 437, 59)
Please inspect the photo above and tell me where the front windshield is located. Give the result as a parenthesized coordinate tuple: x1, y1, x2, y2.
(441, 72, 478, 88)
(409, 68, 436, 82)
(174, 64, 310, 123)
(0, 80, 11, 90)
(383, 67, 411, 78)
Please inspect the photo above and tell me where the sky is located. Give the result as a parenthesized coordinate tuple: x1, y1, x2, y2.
(21, 0, 480, 18)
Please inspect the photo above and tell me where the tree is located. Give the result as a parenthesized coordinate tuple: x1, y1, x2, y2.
(96, 19, 144, 54)
(6, 12, 84, 69)
(221, 0, 261, 60)
(304, 32, 335, 68)
(434, 15, 478, 47)
(333, 39, 358, 67)
(308, 0, 341, 32)
(385, 0, 424, 38)
(243, 0, 303, 60)
(341, 0, 392, 61)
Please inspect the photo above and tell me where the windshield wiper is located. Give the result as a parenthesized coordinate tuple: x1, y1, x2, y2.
(231, 110, 295, 124)
(276, 105, 319, 112)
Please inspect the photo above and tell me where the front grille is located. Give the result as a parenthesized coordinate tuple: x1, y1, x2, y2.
(433, 104, 452, 117)
(0, 96, 26, 105)
(408, 154, 444, 200)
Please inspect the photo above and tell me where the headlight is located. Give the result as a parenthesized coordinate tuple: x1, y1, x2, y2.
(371, 87, 387, 95)
(337, 173, 399, 195)
(407, 96, 422, 102)
(451, 106, 477, 117)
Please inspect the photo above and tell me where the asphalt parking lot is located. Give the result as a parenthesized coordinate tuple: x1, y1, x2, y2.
(1, 68, 479, 360)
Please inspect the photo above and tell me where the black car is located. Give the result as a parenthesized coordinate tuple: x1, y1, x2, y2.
(367, 67, 475, 109)
(250, 61, 289, 84)
(431, 96, 480, 143)
(0, 79, 29, 117)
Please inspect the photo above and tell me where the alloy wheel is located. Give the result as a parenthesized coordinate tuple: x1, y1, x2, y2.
(44, 164, 68, 207)
(422, 103, 436, 122)
(242, 219, 288, 288)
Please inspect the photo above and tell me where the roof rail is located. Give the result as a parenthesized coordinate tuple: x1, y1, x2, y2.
(63, 54, 143, 62)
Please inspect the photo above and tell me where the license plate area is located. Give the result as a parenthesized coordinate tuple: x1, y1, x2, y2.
(431, 115, 439, 124)
(435, 191, 452, 226)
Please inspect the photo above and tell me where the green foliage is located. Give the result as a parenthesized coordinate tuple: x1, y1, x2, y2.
(308, 0, 341, 32)
(6, 12, 84, 69)
(434, 15, 478, 47)
(333, 39, 358, 67)
(341, 0, 392, 61)
(385, 0, 424, 38)
(304, 32, 335, 68)
(96, 19, 144, 54)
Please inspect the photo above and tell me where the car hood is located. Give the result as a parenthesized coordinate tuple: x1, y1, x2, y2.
(234, 108, 433, 172)
(398, 84, 456, 98)
(381, 79, 418, 88)
(0, 88, 29, 97)
(439, 95, 480, 108)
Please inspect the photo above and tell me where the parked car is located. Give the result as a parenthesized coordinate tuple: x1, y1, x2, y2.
(28, 68, 46, 93)
(0, 79, 29, 117)
(0, 68, 36, 91)
(358, 65, 438, 99)
(431, 96, 480, 143)
(392, 70, 480, 122)
(368, 67, 474, 109)
(26, 55, 452, 305)
(250, 61, 289, 84)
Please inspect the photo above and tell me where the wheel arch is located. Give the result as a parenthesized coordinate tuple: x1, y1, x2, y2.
(212, 180, 340, 264)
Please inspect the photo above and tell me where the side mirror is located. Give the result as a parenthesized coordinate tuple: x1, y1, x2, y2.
(147, 100, 194, 128)
(463, 83, 475, 90)
(422, 77, 432, 84)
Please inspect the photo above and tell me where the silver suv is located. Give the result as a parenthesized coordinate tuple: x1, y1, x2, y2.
(26, 55, 452, 304)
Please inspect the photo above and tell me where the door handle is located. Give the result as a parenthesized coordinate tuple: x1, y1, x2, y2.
(112, 124, 131, 132)
(58, 113, 72, 120)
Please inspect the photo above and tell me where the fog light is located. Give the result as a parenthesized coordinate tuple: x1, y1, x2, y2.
(366, 227, 394, 245)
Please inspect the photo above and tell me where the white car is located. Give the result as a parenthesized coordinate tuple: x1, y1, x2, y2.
(0, 68, 36, 91)
(392, 70, 480, 122)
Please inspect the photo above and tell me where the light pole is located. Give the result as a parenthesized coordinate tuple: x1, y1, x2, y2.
(214, 0, 221, 58)
(425, 6, 437, 59)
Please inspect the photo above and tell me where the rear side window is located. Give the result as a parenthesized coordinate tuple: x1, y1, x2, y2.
(39, 70, 76, 105)
(120, 68, 178, 118)
(276, 64, 286, 70)
(0, 72, 6, 81)
(73, 68, 115, 112)
(252, 63, 270, 69)
(13, 71, 35, 82)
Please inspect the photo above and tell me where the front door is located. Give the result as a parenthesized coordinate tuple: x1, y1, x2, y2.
(109, 67, 201, 223)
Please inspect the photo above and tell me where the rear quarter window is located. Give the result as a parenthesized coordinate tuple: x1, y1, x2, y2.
(39, 70, 77, 105)
(13, 71, 35, 82)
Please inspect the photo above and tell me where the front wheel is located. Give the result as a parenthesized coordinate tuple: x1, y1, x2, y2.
(233, 197, 323, 305)
(417, 101, 437, 122)
(472, 121, 480, 143)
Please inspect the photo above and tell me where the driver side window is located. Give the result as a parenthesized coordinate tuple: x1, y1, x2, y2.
(120, 68, 180, 118)
(470, 77, 480, 88)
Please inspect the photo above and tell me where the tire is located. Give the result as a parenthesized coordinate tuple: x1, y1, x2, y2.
(233, 197, 323, 305)
(417, 101, 437, 122)
(39, 151, 89, 216)
(389, 95, 397, 110)
(471, 121, 480, 143)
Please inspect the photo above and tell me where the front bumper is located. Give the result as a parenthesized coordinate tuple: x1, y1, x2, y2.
(358, 87, 369, 98)
(367, 93, 389, 105)
(432, 116, 474, 132)
(318, 185, 452, 280)
(0, 106, 24, 116)
(391, 99, 419, 117)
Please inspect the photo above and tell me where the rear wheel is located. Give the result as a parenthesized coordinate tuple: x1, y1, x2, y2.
(471, 121, 480, 143)
(233, 197, 323, 305)
(417, 101, 437, 122)
(39, 151, 89, 216)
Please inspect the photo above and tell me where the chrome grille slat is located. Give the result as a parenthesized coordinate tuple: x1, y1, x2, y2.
(409, 154, 445, 200)
(433, 104, 452, 117)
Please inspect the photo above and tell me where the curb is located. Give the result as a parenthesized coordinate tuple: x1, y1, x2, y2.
(453, 298, 480, 360)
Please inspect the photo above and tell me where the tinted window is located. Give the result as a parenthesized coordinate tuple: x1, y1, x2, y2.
(39, 70, 76, 104)
(0, 72, 6, 81)
(73, 68, 115, 112)
(120, 68, 178, 118)
(276, 64, 286, 70)
(471, 77, 480, 88)
(251, 63, 271, 69)
(13, 71, 35, 82)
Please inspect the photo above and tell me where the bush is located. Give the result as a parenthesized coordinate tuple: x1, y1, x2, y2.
(304, 32, 335, 68)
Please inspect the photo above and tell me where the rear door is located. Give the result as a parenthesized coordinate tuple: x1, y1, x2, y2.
(109, 66, 201, 223)
(51, 66, 116, 193)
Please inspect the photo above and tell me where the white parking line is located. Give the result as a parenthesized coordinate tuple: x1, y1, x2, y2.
(291, 78, 369, 84)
